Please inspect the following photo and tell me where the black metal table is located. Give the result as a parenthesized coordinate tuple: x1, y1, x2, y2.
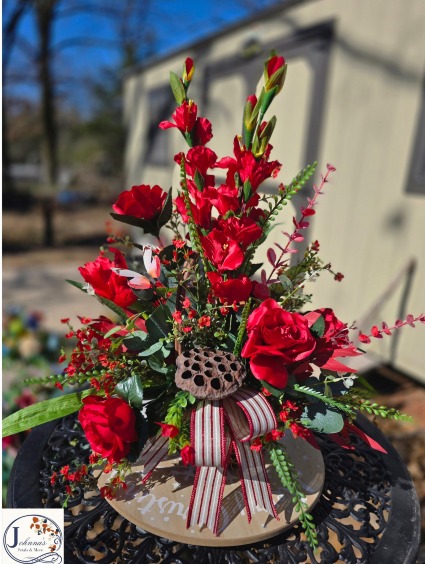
(7, 413, 421, 563)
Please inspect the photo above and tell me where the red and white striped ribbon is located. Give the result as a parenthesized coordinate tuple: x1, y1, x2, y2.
(140, 433, 169, 483)
(232, 439, 278, 522)
(187, 389, 278, 534)
(222, 389, 277, 441)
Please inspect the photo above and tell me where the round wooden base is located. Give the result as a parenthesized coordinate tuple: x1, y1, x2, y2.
(100, 431, 324, 547)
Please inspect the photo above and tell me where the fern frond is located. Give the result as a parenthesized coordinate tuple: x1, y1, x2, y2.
(293, 384, 355, 415)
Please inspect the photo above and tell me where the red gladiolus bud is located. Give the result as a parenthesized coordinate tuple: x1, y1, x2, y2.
(264, 54, 287, 93)
(244, 94, 258, 132)
(183, 58, 194, 83)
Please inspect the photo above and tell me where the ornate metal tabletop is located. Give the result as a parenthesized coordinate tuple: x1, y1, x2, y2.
(7, 414, 420, 563)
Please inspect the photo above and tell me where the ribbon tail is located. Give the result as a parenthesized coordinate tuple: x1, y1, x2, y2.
(234, 440, 279, 521)
(186, 466, 227, 535)
(347, 422, 388, 454)
(140, 434, 169, 483)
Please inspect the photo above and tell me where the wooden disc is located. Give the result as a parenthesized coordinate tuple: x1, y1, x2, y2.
(99, 431, 324, 547)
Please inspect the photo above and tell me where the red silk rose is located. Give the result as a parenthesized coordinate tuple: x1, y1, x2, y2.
(304, 308, 359, 373)
(78, 396, 137, 463)
(78, 251, 137, 309)
(241, 298, 316, 388)
(112, 184, 167, 221)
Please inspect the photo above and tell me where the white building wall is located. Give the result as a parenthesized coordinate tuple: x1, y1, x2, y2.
(124, 0, 425, 381)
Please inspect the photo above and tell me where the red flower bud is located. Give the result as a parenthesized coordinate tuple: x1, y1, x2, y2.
(180, 444, 195, 465)
(183, 57, 194, 83)
(157, 422, 179, 438)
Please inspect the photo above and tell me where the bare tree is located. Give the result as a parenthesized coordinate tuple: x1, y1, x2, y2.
(3, 0, 158, 246)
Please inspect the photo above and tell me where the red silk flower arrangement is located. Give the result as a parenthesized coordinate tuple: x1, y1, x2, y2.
(3, 53, 423, 548)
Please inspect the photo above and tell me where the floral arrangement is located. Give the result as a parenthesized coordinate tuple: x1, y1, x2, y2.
(3, 54, 423, 548)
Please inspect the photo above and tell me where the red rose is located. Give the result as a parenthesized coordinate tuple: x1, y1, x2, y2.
(241, 299, 316, 388)
(78, 396, 137, 463)
(112, 184, 167, 220)
(207, 272, 252, 304)
(78, 252, 137, 309)
(304, 308, 359, 373)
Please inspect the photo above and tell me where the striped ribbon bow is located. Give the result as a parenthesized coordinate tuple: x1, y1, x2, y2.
(140, 388, 279, 536)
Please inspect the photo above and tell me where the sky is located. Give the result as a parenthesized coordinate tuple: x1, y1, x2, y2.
(3, 0, 283, 111)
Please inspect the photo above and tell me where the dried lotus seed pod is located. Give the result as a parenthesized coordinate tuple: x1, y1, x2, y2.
(175, 347, 245, 399)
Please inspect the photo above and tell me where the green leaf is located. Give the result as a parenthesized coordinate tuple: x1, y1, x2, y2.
(66, 279, 85, 290)
(110, 212, 159, 236)
(126, 410, 149, 462)
(103, 325, 123, 339)
(309, 315, 325, 338)
(123, 331, 149, 352)
(301, 404, 344, 434)
(194, 170, 204, 191)
(138, 341, 164, 357)
(157, 189, 173, 230)
(247, 262, 263, 277)
(169, 71, 186, 104)
(148, 355, 169, 374)
(96, 295, 128, 321)
(261, 379, 284, 398)
(278, 274, 293, 292)
(115, 374, 144, 409)
(243, 179, 252, 203)
(2, 390, 98, 437)
(146, 304, 171, 341)
(132, 287, 154, 302)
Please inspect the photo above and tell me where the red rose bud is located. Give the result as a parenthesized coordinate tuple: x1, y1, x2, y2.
(183, 57, 195, 83)
(157, 422, 179, 438)
(180, 444, 195, 465)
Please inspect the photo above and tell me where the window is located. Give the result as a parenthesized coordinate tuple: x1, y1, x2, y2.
(406, 78, 425, 195)
(145, 85, 174, 167)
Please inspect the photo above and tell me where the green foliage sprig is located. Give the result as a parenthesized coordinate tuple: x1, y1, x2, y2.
(293, 384, 355, 416)
(348, 397, 413, 421)
(179, 159, 209, 277)
(260, 161, 317, 239)
(164, 390, 196, 453)
(233, 299, 252, 357)
(269, 443, 318, 549)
